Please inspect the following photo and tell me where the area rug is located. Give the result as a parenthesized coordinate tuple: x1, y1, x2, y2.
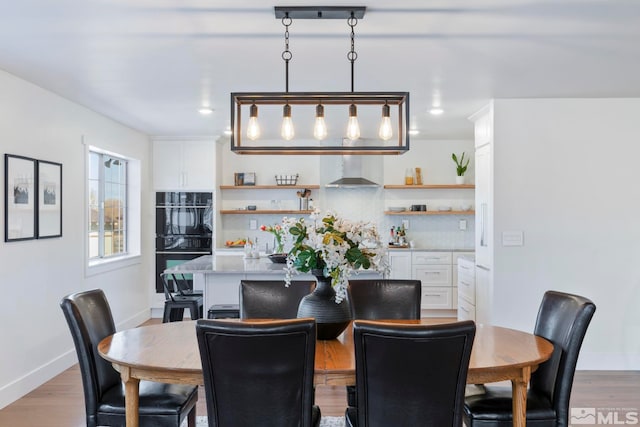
(188, 415, 345, 426)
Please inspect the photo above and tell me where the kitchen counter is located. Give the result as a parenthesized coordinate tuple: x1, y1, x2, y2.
(166, 254, 286, 274)
(387, 247, 474, 252)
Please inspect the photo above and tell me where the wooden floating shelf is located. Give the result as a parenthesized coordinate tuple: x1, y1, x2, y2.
(384, 184, 475, 189)
(220, 209, 314, 215)
(220, 185, 320, 190)
(384, 210, 475, 216)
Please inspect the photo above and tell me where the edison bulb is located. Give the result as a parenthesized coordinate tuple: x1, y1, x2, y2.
(247, 104, 260, 140)
(378, 116, 393, 140)
(314, 117, 328, 140)
(346, 104, 360, 140)
(281, 104, 295, 140)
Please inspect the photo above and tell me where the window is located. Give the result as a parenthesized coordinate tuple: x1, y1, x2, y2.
(88, 150, 128, 259)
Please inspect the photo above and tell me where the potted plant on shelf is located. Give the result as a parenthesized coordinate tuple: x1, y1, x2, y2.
(282, 210, 388, 339)
(452, 152, 470, 184)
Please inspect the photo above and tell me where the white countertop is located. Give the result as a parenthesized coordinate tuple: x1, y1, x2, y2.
(166, 255, 287, 274)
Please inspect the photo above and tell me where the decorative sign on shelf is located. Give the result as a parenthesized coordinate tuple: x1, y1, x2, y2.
(234, 172, 256, 186)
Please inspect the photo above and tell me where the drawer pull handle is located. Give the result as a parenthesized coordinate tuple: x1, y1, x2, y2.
(459, 306, 470, 313)
(424, 294, 441, 297)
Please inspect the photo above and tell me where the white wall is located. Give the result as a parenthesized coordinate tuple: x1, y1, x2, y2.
(490, 98, 640, 369)
(216, 138, 475, 250)
(0, 69, 154, 408)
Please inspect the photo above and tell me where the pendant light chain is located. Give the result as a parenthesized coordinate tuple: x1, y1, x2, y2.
(347, 13, 358, 92)
(282, 14, 293, 92)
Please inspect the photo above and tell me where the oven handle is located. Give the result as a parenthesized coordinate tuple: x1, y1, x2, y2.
(156, 251, 211, 255)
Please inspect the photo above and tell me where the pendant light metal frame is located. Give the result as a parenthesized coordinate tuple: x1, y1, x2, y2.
(230, 6, 410, 155)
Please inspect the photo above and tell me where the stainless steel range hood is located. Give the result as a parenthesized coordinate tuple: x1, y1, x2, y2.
(326, 155, 380, 188)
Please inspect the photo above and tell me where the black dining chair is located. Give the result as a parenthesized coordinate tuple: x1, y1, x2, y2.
(196, 318, 321, 427)
(345, 320, 476, 427)
(239, 279, 315, 319)
(346, 278, 422, 406)
(60, 289, 198, 427)
(463, 290, 596, 427)
(161, 272, 204, 322)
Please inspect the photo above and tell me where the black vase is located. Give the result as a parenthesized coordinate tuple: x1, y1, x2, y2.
(297, 270, 352, 340)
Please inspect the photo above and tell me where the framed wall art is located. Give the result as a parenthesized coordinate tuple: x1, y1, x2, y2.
(37, 160, 62, 238)
(4, 154, 37, 242)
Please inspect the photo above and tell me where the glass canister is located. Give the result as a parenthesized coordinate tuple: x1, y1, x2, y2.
(404, 168, 414, 185)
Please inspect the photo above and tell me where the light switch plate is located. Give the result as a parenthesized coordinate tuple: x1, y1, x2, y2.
(459, 219, 467, 230)
(502, 231, 524, 246)
(249, 219, 257, 230)
(402, 219, 409, 230)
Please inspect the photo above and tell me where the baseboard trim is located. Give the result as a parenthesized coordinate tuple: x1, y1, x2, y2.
(0, 308, 151, 410)
(0, 350, 77, 410)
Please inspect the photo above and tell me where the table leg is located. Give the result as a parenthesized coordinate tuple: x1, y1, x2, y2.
(511, 366, 532, 427)
(120, 366, 140, 427)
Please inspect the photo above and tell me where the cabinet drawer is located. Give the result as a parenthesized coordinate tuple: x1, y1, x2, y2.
(421, 287, 452, 310)
(413, 265, 451, 286)
(452, 252, 475, 265)
(412, 252, 452, 265)
(458, 274, 475, 304)
(457, 297, 476, 321)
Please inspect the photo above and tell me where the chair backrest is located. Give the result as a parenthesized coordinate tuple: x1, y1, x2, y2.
(196, 318, 317, 427)
(239, 280, 315, 319)
(60, 289, 121, 426)
(348, 279, 421, 319)
(161, 273, 177, 301)
(353, 320, 476, 427)
(530, 290, 596, 427)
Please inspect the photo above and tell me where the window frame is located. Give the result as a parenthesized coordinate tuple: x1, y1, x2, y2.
(86, 146, 141, 275)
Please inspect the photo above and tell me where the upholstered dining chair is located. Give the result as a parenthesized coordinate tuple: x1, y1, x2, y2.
(347, 279, 422, 320)
(345, 320, 476, 427)
(463, 290, 596, 427)
(239, 279, 315, 319)
(346, 278, 422, 406)
(196, 318, 321, 427)
(60, 289, 198, 427)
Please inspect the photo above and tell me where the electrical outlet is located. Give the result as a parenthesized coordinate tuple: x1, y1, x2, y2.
(459, 219, 467, 231)
(249, 219, 257, 230)
(402, 219, 409, 230)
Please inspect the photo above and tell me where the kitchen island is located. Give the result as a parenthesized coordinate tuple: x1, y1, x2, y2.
(165, 254, 381, 311)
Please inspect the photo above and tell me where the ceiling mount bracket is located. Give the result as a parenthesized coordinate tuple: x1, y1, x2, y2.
(274, 6, 366, 20)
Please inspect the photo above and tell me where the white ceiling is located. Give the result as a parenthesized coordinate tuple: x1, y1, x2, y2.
(2, 0, 640, 140)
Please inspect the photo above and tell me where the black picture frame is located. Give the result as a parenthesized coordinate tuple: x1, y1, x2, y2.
(37, 160, 62, 238)
(4, 154, 37, 242)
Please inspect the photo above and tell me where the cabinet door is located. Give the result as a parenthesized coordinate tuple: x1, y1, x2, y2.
(475, 145, 492, 269)
(388, 251, 412, 279)
(153, 140, 184, 190)
(182, 141, 215, 190)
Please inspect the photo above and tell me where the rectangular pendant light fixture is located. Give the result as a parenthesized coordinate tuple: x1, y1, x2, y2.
(229, 6, 410, 155)
(231, 92, 410, 155)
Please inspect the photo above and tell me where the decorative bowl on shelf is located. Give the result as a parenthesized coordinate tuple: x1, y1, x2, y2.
(268, 253, 288, 263)
(388, 206, 406, 212)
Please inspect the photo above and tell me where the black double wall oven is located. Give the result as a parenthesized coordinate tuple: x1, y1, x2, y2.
(155, 192, 213, 293)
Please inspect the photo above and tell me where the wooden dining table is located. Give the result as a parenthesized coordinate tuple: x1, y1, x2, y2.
(98, 319, 553, 427)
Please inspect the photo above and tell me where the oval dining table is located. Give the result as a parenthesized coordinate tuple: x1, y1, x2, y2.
(98, 319, 553, 427)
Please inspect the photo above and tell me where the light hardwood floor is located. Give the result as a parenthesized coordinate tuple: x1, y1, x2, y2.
(1, 319, 638, 426)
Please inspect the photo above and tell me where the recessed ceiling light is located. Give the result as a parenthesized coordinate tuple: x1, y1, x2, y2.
(409, 129, 420, 136)
(199, 107, 214, 115)
(429, 108, 444, 116)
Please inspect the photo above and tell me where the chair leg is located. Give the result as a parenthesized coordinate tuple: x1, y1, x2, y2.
(186, 405, 196, 427)
(189, 302, 200, 320)
(162, 304, 172, 323)
(169, 307, 185, 322)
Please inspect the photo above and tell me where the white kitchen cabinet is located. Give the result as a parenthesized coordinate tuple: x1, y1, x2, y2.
(475, 266, 492, 325)
(457, 257, 476, 321)
(412, 251, 452, 310)
(475, 144, 492, 269)
(388, 250, 412, 279)
(452, 251, 475, 309)
(153, 139, 215, 190)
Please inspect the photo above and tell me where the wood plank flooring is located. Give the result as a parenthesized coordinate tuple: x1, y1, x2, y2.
(1, 319, 638, 426)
